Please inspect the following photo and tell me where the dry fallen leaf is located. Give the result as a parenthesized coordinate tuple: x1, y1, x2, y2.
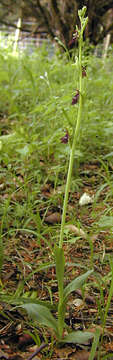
(72, 298, 84, 307)
(71, 350, 97, 360)
(65, 224, 86, 239)
(45, 212, 61, 224)
(54, 345, 75, 359)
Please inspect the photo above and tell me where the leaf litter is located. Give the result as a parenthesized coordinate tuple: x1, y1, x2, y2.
(0, 160, 113, 359)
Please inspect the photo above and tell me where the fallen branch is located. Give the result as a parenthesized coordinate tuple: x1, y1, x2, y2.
(27, 343, 48, 360)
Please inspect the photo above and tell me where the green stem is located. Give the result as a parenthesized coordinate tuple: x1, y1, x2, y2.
(59, 35, 83, 249)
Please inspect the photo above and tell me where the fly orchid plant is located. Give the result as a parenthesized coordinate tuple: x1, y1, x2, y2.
(22, 6, 95, 346)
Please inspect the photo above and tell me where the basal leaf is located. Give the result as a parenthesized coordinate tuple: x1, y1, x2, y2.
(0, 294, 55, 310)
(97, 216, 113, 229)
(62, 330, 94, 344)
(22, 303, 58, 335)
(63, 270, 93, 300)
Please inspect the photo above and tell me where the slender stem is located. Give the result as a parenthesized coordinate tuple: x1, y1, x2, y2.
(59, 35, 83, 249)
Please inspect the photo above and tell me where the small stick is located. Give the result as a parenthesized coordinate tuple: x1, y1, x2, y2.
(27, 342, 48, 360)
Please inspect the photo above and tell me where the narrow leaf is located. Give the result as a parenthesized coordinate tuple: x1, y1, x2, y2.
(63, 270, 93, 300)
(103, 259, 113, 329)
(22, 303, 58, 335)
(89, 328, 100, 360)
(54, 245, 65, 303)
(0, 294, 55, 309)
(62, 331, 94, 344)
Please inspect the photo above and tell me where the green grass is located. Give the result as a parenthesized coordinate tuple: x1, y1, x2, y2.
(0, 41, 113, 358)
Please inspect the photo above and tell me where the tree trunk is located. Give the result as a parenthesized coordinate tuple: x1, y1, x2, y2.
(50, 0, 69, 47)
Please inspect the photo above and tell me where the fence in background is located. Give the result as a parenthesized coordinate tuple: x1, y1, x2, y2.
(0, 21, 53, 53)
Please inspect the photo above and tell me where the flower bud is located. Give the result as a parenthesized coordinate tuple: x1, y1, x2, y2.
(68, 30, 79, 49)
(61, 130, 69, 144)
(82, 66, 87, 77)
(72, 90, 79, 105)
(68, 38, 76, 49)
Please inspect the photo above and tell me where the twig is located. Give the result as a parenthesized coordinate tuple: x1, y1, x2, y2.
(27, 343, 48, 360)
